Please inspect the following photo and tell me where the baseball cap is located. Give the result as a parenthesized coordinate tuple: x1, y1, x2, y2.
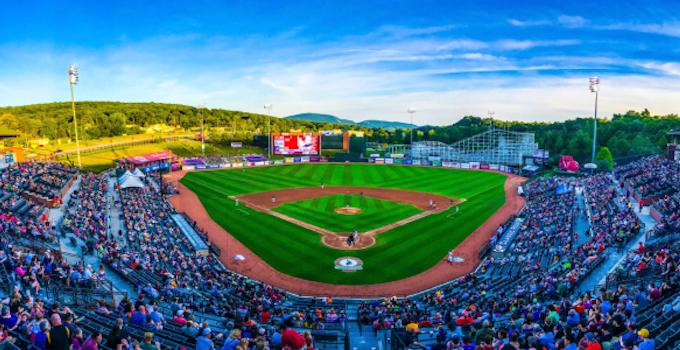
(637, 328, 649, 338)
(202, 328, 212, 335)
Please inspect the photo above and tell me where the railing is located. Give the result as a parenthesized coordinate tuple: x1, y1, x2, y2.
(46, 284, 127, 307)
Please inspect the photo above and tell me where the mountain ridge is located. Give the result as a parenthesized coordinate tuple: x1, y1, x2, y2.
(286, 113, 416, 129)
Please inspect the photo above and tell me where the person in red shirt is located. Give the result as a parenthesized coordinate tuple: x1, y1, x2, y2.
(260, 309, 271, 324)
(281, 325, 306, 350)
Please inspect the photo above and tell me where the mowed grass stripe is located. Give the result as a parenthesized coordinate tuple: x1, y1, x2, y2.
(181, 164, 507, 284)
(273, 194, 423, 233)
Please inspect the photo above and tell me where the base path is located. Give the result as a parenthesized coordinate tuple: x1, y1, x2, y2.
(236, 186, 456, 212)
(166, 169, 526, 297)
(235, 186, 459, 250)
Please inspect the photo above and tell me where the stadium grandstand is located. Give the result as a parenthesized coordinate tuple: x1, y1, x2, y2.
(411, 127, 543, 168)
(0, 145, 676, 350)
(2, 3, 680, 349)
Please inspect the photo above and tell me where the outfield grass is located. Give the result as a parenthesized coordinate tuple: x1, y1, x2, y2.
(273, 194, 422, 233)
(181, 164, 507, 285)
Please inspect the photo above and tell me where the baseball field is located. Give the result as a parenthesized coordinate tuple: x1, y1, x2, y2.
(179, 163, 507, 285)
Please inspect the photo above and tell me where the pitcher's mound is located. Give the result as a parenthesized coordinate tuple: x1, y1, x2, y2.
(335, 207, 362, 215)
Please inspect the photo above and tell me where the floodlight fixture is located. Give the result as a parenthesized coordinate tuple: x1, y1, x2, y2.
(589, 77, 600, 165)
(407, 108, 416, 144)
(67, 65, 81, 168)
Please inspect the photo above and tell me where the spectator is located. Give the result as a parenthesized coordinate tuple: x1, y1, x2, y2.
(46, 313, 71, 350)
(80, 331, 102, 350)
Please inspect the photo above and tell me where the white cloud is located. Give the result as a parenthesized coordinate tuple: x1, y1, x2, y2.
(375, 24, 457, 38)
(495, 39, 579, 50)
(636, 61, 680, 76)
(599, 21, 680, 38)
(507, 18, 551, 27)
(557, 15, 588, 27)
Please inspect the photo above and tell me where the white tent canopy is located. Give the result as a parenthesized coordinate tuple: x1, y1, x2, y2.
(118, 173, 145, 189)
(132, 168, 146, 178)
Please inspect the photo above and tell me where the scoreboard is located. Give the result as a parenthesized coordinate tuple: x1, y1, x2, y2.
(272, 133, 320, 155)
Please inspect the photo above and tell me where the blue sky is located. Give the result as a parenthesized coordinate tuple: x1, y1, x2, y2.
(0, 1, 679, 124)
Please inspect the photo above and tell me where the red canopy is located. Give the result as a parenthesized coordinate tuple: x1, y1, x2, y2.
(124, 151, 174, 165)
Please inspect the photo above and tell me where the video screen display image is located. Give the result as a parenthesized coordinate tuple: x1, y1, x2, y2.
(272, 133, 320, 155)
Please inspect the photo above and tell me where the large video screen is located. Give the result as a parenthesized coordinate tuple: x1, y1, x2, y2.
(272, 133, 320, 155)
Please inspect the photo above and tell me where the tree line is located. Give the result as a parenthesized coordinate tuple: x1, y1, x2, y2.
(0, 102, 677, 164)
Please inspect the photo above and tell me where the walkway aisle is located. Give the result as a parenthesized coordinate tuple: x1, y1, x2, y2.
(574, 189, 590, 246)
(347, 303, 384, 350)
(107, 175, 127, 247)
(53, 174, 137, 298)
(589, 178, 658, 290)
(576, 177, 657, 293)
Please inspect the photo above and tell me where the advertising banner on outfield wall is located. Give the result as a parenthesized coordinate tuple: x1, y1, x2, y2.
(294, 157, 301, 163)
(385, 158, 394, 164)
(232, 163, 243, 168)
(254, 161, 265, 166)
(274, 160, 285, 165)
(183, 165, 195, 171)
(375, 158, 385, 164)
(460, 163, 470, 169)
(432, 161, 442, 167)
(301, 156, 310, 162)
(285, 157, 295, 163)
(480, 164, 490, 170)
(412, 159, 422, 165)
(403, 159, 413, 165)
(394, 158, 403, 164)
(196, 164, 223, 170)
(490, 164, 499, 170)
(469, 162, 480, 169)
(442, 161, 453, 167)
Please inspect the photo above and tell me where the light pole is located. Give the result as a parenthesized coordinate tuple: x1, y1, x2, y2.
(200, 106, 205, 157)
(407, 108, 416, 144)
(589, 77, 600, 164)
(264, 104, 272, 157)
(68, 65, 81, 168)
(488, 110, 495, 130)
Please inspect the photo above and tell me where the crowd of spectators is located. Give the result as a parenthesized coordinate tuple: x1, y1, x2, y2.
(62, 172, 110, 245)
(615, 156, 680, 199)
(654, 192, 680, 233)
(583, 175, 641, 245)
(0, 162, 77, 202)
(2, 157, 679, 349)
(360, 173, 675, 349)
(0, 163, 77, 243)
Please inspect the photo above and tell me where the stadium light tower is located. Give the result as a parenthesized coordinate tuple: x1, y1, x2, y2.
(264, 104, 273, 157)
(589, 77, 600, 165)
(407, 108, 416, 144)
(67, 65, 82, 169)
(200, 105, 205, 157)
